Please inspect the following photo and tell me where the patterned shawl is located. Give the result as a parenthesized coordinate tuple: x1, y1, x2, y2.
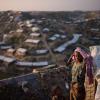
(68, 47, 94, 84)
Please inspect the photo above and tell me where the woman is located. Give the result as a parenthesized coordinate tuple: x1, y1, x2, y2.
(67, 47, 94, 100)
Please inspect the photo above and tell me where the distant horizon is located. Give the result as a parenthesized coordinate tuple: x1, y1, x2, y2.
(0, 0, 100, 11)
(0, 9, 100, 12)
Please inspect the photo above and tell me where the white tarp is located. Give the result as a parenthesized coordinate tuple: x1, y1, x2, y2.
(95, 79, 100, 100)
(90, 46, 100, 100)
(90, 46, 100, 68)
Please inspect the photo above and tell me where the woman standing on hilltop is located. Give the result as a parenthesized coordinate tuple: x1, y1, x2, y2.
(66, 47, 95, 100)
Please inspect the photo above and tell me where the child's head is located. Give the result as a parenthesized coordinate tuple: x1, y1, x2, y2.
(52, 85, 62, 96)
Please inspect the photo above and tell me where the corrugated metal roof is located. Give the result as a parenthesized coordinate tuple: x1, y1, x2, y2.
(0, 55, 5, 60)
(0, 42, 5, 46)
(30, 33, 40, 37)
(15, 61, 33, 66)
(0, 45, 12, 50)
(15, 61, 49, 67)
(0, 73, 38, 88)
(36, 49, 48, 54)
(33, 61, 48, 66)
(54, 34, 82, 53)
(3, 57, 16, 63)
(25, 39, 40, 44)
(0, 55, 16, 63)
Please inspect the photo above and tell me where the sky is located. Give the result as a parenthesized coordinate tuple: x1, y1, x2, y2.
(0, 0, 100, 11)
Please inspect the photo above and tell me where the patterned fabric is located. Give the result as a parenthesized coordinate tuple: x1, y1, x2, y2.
(85, 77, 95, 100)
(71, 62, 84, 84)
(68, 47, 94, 85)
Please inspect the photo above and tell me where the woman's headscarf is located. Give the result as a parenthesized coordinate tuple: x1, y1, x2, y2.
(68, 47, 94, 84)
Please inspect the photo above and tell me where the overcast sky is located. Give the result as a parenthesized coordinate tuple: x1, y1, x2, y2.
(0, 0, 100, 11)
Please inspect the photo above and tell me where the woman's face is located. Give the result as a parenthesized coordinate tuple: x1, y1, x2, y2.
(74, 51, 79, 61)
(74, 51, 83, 62)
